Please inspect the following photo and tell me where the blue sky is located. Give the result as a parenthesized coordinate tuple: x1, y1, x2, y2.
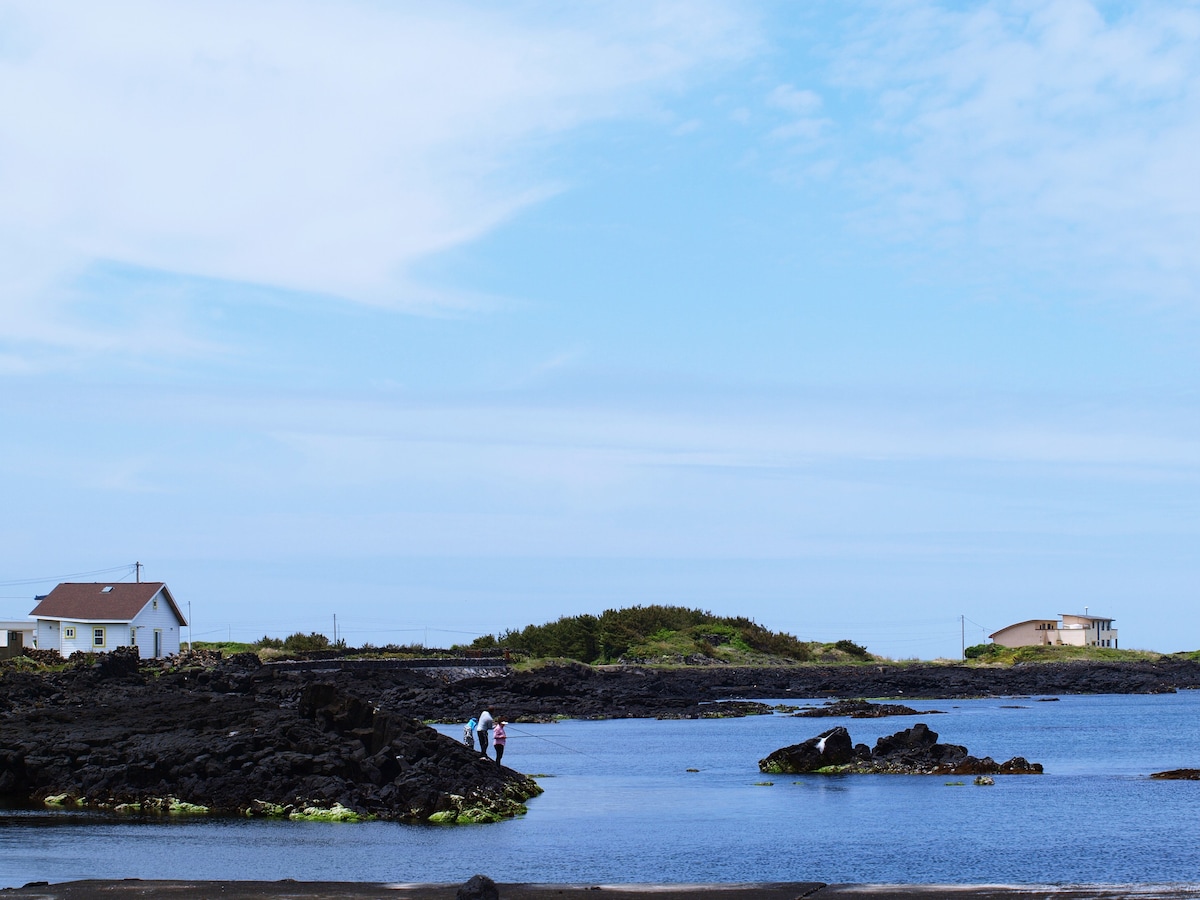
(2, 0, 1198, 659)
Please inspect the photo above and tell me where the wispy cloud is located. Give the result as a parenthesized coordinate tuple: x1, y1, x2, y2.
(766, 1, 1200, 304)
(0, 0, 758, 356)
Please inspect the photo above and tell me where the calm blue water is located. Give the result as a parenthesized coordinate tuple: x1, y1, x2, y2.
(3, 692, 1200, 887)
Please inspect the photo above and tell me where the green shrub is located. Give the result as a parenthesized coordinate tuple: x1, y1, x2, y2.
(474, 605, 821, 664)
(964, 643, 998, 660)
(281, 632, 331, 652)
(833, 639, 869, 658)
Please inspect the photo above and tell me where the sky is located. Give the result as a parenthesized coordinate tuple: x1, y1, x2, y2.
(2, 0, 1198, 660)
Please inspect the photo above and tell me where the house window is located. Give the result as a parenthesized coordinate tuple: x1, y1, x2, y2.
(63, 626, 76, 639)
(93, 627, 106, 648)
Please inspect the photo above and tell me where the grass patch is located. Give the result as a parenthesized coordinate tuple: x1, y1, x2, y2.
(965, 644, 1166, 666)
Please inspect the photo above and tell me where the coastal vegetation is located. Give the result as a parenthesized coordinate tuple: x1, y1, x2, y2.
(465, 604, 871, 666)
(187, 606, 874, 666)
(174, 608, 1191, 668)
(964, 642, 1165, 665)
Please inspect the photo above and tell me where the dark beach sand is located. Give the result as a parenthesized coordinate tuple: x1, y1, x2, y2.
(3, 882, 1200, 899)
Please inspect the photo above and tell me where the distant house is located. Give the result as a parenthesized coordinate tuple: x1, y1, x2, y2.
(990, 614, 1117, 650)
(30, 582, 188, 659)
(0, 619, 37, 659)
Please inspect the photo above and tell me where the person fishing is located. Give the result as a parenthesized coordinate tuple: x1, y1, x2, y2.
(463, 716, 478, 750)
(475, 707, 494, 758)
(492, 719, 507, 765)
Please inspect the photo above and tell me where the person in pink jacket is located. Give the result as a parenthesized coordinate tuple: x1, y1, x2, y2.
(492, 719, 507, 765)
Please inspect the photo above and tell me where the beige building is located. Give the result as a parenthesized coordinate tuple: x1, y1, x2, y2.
(990, 613, 1117, 649)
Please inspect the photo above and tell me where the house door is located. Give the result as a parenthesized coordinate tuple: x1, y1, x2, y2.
(1, 631, 21, 659)
(154, 630, 162, 658)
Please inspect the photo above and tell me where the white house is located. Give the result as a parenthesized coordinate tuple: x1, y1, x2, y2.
(30, 582, 188, 659)
(0, 619, 37, 659)
(990, 613, 1118, 649)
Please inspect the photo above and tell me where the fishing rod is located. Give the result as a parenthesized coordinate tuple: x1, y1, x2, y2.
(504, 723, 604, 761)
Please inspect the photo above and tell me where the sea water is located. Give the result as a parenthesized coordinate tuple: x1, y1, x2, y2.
(2, 691, 1199, 887)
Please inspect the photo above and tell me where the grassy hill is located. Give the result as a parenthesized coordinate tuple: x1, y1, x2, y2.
(466, 604, 874, 666)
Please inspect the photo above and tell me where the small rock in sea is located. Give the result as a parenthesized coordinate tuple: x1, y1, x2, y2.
(974, 775, 995, 786)
(457, 873, 500, 900)
(758, 723, 1043, 776)
(1150, 769, 1200, 780)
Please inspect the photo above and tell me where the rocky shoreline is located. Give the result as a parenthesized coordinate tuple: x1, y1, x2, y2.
(2, 651, 1199, 823)
(0, 650, 541, 824)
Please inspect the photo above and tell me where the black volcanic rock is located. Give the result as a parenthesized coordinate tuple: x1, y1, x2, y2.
(759, 723, 1044, 776)
(5, 650, 1191, 815)
(324, 659, 1200, 727)
(793, 699, 943, 718)
(0, 656, 540, 823)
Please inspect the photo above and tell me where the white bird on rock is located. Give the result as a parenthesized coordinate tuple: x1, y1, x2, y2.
(815, 727, 844, 755)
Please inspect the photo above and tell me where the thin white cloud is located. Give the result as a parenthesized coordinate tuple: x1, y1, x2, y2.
(0, 0, 758, 355)
(775, 0, 1200, 303)
(768, 84, 823, 116)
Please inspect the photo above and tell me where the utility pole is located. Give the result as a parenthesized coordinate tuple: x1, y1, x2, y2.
(961, 615, 965, 661)
(333, 614, 337, 646)
(135, 561, 142, 583)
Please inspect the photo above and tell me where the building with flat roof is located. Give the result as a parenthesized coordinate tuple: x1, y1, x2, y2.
(990, 613, 1117, 649)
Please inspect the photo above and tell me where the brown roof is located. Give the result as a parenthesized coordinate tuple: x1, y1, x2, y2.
(29, 582, 187, 625)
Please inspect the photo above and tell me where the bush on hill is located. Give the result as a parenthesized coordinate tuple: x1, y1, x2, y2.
(468, 605, 828, 664)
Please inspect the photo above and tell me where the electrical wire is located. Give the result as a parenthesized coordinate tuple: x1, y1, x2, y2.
(0, 564, 136, 588)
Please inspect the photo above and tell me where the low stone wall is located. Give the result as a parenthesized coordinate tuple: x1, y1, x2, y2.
(265, 657, 508, 681)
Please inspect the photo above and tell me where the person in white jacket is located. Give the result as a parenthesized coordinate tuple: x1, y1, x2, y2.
(475, 708, 494, 757)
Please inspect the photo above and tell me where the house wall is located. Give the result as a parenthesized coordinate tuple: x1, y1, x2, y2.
(130, 591, 183, 658)
(991, 621, 1058, 648)
(36, 619, 61, 653)
(0, 622, 35, 659)
(0, 622, 35, 648)
(1062, 615, 1118, 648)
(36, 619, 133, 655)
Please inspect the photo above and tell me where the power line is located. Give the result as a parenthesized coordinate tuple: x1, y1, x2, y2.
(0, 564, 137, 588)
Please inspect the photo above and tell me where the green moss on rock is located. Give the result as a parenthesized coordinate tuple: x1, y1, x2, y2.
(288, 803, 365, 822)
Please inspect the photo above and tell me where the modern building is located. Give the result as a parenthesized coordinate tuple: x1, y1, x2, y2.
(989, 613, 1117, 649)
(30, 582, 188, 658)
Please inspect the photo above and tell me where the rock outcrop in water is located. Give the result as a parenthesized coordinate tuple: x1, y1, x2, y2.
(792, 699, 943, 718)
(0, 649, 540, 823)
(758, 723, 1044, 776)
